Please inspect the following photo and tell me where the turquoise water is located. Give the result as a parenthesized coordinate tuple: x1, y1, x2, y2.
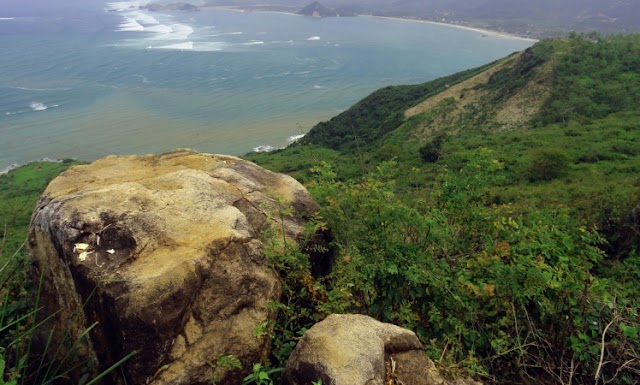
(0, 1, 533, 170)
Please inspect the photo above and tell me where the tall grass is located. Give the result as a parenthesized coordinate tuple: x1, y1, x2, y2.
(0, 162, 135, 384)
(0, 231, 136, 385)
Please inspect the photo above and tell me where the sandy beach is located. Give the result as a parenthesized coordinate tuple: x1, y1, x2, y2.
(368, 16, 539, 42)
(200, 6, 538, 43)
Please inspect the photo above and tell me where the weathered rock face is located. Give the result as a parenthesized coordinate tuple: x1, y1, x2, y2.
(28, 149, 319, 385)
(283, 314, 481, 385)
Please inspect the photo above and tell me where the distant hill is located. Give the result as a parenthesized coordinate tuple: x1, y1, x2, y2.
(365, 0, 640, 36)
(142, 2, 200, 12)
(298, 1, 336, 17)
(205, 0, 640, 37)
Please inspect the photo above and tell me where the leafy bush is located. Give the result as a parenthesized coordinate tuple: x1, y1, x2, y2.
(302, 151, 639, 384)
(538, 33, 640, 125)
(419, 134, 445, 163)
(526, 148, 570, 182)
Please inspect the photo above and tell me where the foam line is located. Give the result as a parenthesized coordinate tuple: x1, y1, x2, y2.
(105, 1, 149, 12)
(154, 41, 194, 50)
(117, 17, 145, 32)
(149, 24, 194, 40)
(253, 145, 275, 153)
(287, 134, 305, 143)
(30, 102, 48, 111)
(124, 11, 160, 25)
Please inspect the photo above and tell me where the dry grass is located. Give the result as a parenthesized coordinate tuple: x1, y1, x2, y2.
(404, 56, 516, 119)
(403, 51, 553, 141)
(494, 59, 554, 130)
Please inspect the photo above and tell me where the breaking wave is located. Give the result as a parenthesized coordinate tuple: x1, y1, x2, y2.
(30, 102, 48, 111)
(117, 17, 145, 32)
(241, 40, 264, 46)
(287, 134, 305, 143)
(253, 134, 306, 153)
(153, 41, 194, 50)
(253, 145, 275, 153)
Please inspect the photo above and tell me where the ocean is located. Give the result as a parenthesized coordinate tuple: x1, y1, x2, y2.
(0, 0, 534, 171)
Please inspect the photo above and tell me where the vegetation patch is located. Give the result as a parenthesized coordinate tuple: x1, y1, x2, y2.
(248, 33, 640, 385)
(0, 161, 82, 266)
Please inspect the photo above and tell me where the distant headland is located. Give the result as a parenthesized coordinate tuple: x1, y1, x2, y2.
(141, 2, 200, 12)
(297, 1, 357, 17)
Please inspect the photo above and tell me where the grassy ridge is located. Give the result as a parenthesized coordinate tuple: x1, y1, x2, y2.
(299, 59, 502, 152)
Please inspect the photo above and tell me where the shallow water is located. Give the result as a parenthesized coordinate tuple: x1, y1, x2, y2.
(0, 1, 533, 170)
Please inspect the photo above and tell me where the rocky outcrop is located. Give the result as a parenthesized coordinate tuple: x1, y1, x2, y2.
(27, 149, 318, 385)
(283, 314, 481, 385)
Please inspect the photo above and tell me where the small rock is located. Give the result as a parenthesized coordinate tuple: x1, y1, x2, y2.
(283, 314, 481, 385)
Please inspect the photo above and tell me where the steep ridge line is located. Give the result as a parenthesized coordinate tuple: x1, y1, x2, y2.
(402, 49, 554, 141)
(404, 55, 517, 119)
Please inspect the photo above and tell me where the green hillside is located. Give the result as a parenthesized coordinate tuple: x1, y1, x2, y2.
(246, 33, 640, 384)
(247, 33, 640, 230)
(1, 33, 639, 385)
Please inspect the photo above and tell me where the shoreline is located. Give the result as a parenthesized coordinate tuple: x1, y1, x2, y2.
(0, 158, 69, 176)
(199, 6, 538, 42)
(368, 16, 539, 42)
(0, 128, 310, 171)
(200, 5, 302, 17)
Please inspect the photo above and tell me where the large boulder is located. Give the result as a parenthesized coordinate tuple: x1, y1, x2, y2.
(283, 314, 481, 385)
(27, 149, 319, 385)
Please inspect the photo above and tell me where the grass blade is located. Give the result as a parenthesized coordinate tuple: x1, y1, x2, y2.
(84, 351, 137, 385)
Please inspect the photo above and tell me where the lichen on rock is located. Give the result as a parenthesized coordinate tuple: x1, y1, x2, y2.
(27, 149, 319, 384)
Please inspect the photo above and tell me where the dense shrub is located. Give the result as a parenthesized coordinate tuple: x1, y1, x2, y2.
(526, 148, 570, 182)
(538, 33, 640, 125)
(419, 135, 445, 163)
(292, 151, 640, 384)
